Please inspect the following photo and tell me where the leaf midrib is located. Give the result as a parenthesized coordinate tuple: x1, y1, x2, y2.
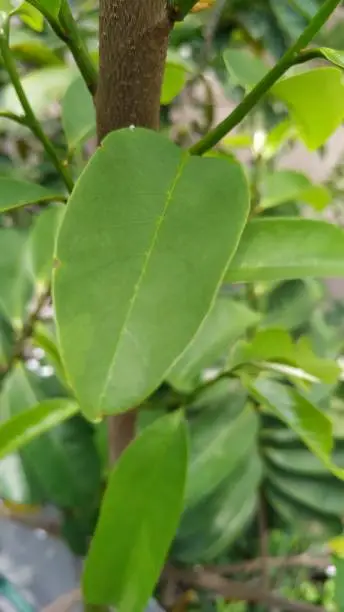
(98, 153, 188, 410)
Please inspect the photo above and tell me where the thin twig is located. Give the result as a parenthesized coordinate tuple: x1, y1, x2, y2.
(204, 553, 329, 575)
(0, 20, 74, 192)
(0, 287, 51, 378)
(27, 0, 97, 97)
(258, 489, 270, 596)
(167, 566, 326, 612)
(190, 0, 342, 155)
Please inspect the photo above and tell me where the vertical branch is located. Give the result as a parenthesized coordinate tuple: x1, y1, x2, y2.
(97, 0, 173, 462)
(258, 489, 270, 599)
(97, 0, 172, 141)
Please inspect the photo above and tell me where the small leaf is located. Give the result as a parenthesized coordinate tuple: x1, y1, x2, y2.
(0, 178, 63, 212)
(0, 66, 74, 121)
(161, 61, 187, 104)
(29, 206, 64, 285)
(0, 398, 78, 459)
(319, 47, 344, 70)
(273, 68, 344, 149)
(0, 228, 33, 324)
(260, 170, 311, 209)
(54, 128, 249, 419)
(168, 297, 260, 391)
(62, 77, 96, 151)
(83, 411, 188, 611)
(223, 48, 268, 89)
(13, 2, 44, 31)
(251, 378, 333, 459)
(225, 219, 344, 283)
(28, 0, 61, 18)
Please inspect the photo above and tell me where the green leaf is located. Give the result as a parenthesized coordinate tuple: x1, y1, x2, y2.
(232, 328, 339, 384)
(29, 206, 64, 285)
(29, 0, 60, 17)
(54, 128, 249, 419)
(0, 228, 33, 324)
(83, 411, 188, 610)
(161, 60, 188, 104)
(267, 465, 344, 516)
(252, 378, 333, 459)
(225, 219, 344, 283)
(1, 364, 101, 508)
(0, 66, 74, 121)
(62, 77, 96, 151)
(266, 486, 342, 539)
(272, 68, 344, 149)
(318, 47, 344, 70)
(260, 170, 311, 209)
(186, 392, 258, 508)
(223, 48, 268, 89)
(299, 184, 332, 211)
(0, 398, 78, 459)
(13, 2, 44, 31)
(0, 178, 63, 213)
(168, 297, 260, 392)
(175, 452, 261, 562)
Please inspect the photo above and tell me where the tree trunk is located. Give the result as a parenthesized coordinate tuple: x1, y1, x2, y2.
(97, 0, 172, 461)
(97, 0, 172, 141)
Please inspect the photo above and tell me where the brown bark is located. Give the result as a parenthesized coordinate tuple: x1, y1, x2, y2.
(97, 0, 172, 141)
(97, 0, 173, 461)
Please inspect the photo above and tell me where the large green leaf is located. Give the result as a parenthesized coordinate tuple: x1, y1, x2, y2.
(62, 77, 96, 151)
(83, 411, 188, 611)
(1, 364, 101, 508)
(0, 398, 78, 459)
(54, 128, 249, 419)
(185, 385, 258, 507)
(225, 219, 344, 283)
(0, 178, 62, 212)
(272, 68, 344, 149)
(168, 297, 260, 391)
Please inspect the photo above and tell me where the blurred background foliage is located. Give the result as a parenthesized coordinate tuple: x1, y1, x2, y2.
(2, 0, 344, 610)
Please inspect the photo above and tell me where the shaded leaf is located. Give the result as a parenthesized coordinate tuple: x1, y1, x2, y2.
(54, 128, 249, 419)
(62, 77, 96, 151)
(185, 386, 258, 507)
(168, 297, 259, 392)
(29, 206, 64, 285)
(0, 177, 63, 213)
(0, 228, 33, 324)
(161, 61, 188, 104)
(225, 219, 344, 283)
(83, 411, 188, 611)
(1, 364, 101, 508)
(260, 170, 311, 209)
(175, 452, 261, 562)
(223, 48, 268, 89)
(0, 398, 78, 459)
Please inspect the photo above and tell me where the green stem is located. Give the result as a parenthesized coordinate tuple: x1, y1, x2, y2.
(190, 0, 342, 155)
(0, 110, 27, 126)
(27, 0, 97, 96)
(59, 0, 98, 96)
(0, 29, 74, 193)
